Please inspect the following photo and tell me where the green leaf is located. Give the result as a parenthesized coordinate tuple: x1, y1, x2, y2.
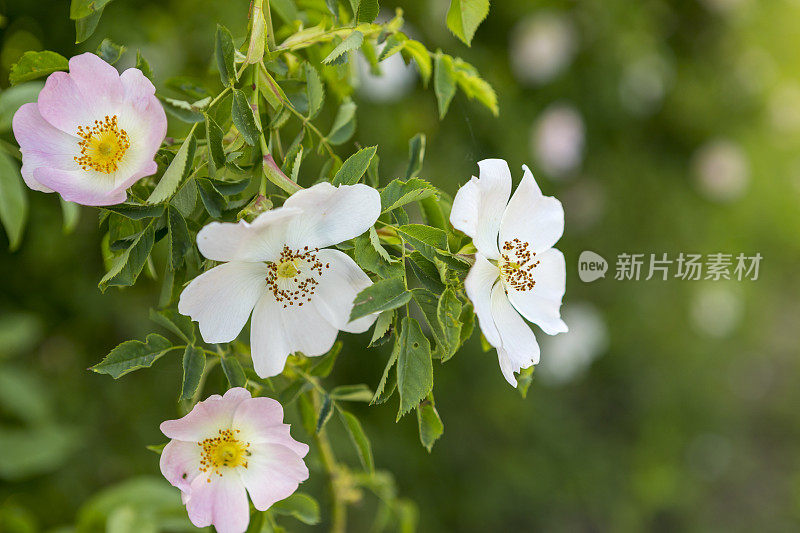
(350, 278, 411, 321)
(135, 50, 153, 80)
(145, 443, 166, 454)
(149, 308, 195, 344)
(379, 33, 407, 62)
(245, 0, 267, 64)
(309, 341, 342, 378)
(70, 0, 114, 19)
(101, 203, 164, 220)
(436, 288, 462, 362)
(369, 310, 394, 347)
(356, 0, 380, 22)
(322, 31, 364, 64)
(316, 394, 333, 433)
(0, 82, 43, 133)
(401, 40, 432, 85)
(74, 9, 104, 44)
(162, 97, 204, 123)
(304, 63, 325, 119)
(326, 100, 357, 145)
(397, 224, 448, 251)
(96, 39, 125, 65)
(215, 24, 237, 87)
(407, 252, 444, 293)
(0, 151, 27, 251)
(9, 51, 68, 86)
(196, 178, 226, 218)
(417, 394, 444, 451)
(353, 233, 403, 279)
(166, 207, 190, 271)
(289, 146, 304, 183)
(231, 89, 260, 146)
(205, 115, 225, 177)
(454, 58, 498, 116)
(271, 493, 321, 525)
(331, 384, 373, 402)
(396, 317, 433, 420)
(338, 408, 374, 472)
(179, 346, 206, 401)
(371, 345, 398, 405)
(332, 146, 377, 186)
(147, 133, 196, 204)
(434, 53, 457, 118)
(220, 355, 247, 388)
(99, 222, 155, 291)
(380, 178, 438, 213)
(171, 179, 198, 217)
(446, 0, 490, 46)
(263, 154, 303, 194)
(91, 334, 173, 378)
(404, 133, 425, 180)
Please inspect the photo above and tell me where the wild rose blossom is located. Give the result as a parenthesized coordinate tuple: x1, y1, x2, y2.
(451, 159, 568, 386)
(178, 182, 380, 377)
(160, 387, 309, 533)
(12, 53, 166, 206)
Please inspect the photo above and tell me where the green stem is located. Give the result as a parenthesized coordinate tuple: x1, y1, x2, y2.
(313, 390, 347, 533)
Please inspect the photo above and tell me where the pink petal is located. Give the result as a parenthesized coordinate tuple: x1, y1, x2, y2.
(232, 397, 310, 457)
(186, 472, 250, 533)
(238, 442, 309, 511)
(67, 53, 124, 110)
(32, 167, 127, 206)
(160, 439, 201, 492)
(36, 71, 97, 134)
(160, 388, 252, 442)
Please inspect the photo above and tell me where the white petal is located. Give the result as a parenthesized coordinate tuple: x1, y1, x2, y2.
(464, 253, 502, 348)
(196, 207, 302, 263)
(499, 165, 564, 253)
(238, 442, 309, 511)
(283, 182, 381, 249)
(250, 292, 339, 378)
(505, 248, 568, 335)
(449, 159, 512, 259)
(178, 262, 268, 344)
(491, 283, 540, 387)
(313, 249, 376, 333)
(185, 471, 250, 533)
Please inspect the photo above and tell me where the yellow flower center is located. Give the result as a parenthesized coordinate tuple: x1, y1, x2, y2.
(74, 115, 130, 174)
(266, 245, 330, 308)
(198, 429, 250, 480)
(499, 238, 540, 292)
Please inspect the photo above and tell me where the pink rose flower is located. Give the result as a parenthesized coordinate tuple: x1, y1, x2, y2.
(11, 53, 166, 206)
(160, 388, 309, 533)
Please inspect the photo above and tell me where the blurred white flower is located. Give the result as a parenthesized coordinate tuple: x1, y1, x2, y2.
(530, 103, 585, 179)
(690, 285, 743, 338)
(692, 139, 749, 202)
(510, 12, 577, 85)
(686, 433, 732, 480)
(356, 49, 417, 103)
(619, 54, 673, 116)
(539, 303, 608, 385)
(561, 178, 606, 233)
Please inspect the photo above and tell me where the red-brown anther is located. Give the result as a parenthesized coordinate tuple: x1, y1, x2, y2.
(499, 239, 539, 292)
(265, 245, 325, 306)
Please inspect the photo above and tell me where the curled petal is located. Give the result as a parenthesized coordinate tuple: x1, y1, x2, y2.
(313, 249, 376, 334)
(238, 442, 309, 511)
(450, 159, 512, 259)
(284, 182, 381, 249)
(196, 207, 301, 263)
(505, 248, 568, 335)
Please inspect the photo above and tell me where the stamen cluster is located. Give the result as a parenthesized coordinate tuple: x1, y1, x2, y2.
(265, 245, 330, 307)
(198, 428, 250, 480)
(500, 238, 540, 292)
(74, 115, 130, 173)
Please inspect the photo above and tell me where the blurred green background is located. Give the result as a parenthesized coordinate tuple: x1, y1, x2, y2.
(2, 0, 800, 530)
